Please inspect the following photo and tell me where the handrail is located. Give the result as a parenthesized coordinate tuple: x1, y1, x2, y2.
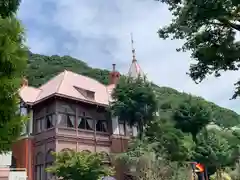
(0, 168, 27, 171)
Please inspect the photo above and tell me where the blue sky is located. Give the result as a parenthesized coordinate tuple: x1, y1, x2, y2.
(18, 0, 240, 112)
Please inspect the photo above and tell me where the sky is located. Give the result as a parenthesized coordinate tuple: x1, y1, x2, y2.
(18, 0, 240, 112)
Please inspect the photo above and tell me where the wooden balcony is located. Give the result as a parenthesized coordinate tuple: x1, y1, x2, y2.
(57, 127, 111, 146)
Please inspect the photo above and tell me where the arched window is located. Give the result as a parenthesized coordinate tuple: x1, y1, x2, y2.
(61, 148, 74, 152)
(45, 150, 54, 180)
(60, 148, 74, 156)
(81, 150, 91, 154)
(99, 152, 110, 164)
(35, 152, 44, 180)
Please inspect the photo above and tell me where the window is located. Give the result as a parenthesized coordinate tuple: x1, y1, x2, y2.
(45, 150, 54, 180)
(132, 125, 138, 137)
(46, 114, 55, 129)
(58, 113, 75, 128)
(35, 153, 44, 180)
(96, 120, 107, 132)
(75, 87, 95, 100)
(78, 117, 94, 130)
(86, 90, 95, 100)
(36, 117, 44, 133)
(57, 103, 76, 128)
(61, 148, 74, 156)
(99, 152, 110, 164)
(20, 107, 28, 116)
(19, 101, 27, 115)
(119, 122, 125, 135)
(82, 150, 91, 154)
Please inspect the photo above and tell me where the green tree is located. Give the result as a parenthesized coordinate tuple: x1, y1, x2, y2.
(0, 0, 28, 152)
(111, 76, 157, 137)
(47, 151, 114, 180)
(173, 97, 211, 142)
(117, 137, 190, 180)
(145, 118, 195, 161)
(194, 129, 232, 176)
(157, 0, 240, 98)
(0, 0, 21, 18)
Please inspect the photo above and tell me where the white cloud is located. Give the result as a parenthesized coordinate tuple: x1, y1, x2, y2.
(18, 0, 240, 112)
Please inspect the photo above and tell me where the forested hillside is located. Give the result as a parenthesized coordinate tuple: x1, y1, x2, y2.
(26, 52, 240, 128)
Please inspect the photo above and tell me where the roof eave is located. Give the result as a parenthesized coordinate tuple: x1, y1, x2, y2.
(30, 93, 109, 107)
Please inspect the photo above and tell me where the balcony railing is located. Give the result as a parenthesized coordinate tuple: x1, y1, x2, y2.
(0, 168, 27, 180)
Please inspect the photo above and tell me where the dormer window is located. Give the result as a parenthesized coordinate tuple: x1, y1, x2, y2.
(86, 90, 95, 100)
(74, 87, 95, 100)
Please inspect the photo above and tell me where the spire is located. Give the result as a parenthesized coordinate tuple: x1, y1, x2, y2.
(131, 33, 137, 62)
(128, 33, 144, 78)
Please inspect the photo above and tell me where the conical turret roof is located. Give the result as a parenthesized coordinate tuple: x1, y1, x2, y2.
(128, 59, 144, 78)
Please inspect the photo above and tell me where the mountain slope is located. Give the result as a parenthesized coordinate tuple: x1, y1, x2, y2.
(26, 52, 240, 128)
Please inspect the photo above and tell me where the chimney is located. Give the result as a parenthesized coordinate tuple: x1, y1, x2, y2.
(112, 63, 116, 71)
(21, 77, 28, 87)
(109, 63, 120, 85)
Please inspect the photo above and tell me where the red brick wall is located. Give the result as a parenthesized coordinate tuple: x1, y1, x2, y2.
(12, 138, 33, 180)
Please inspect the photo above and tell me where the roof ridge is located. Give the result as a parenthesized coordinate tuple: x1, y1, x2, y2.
(56, 70, 67, 93)
(66, 70, 108, 87)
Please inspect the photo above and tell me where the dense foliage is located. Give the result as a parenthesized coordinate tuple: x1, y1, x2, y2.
(146, 118, 194, 161)
(156, 0, 240, 99)
(117, 138, 191, 180)
(26, 53, 240, 129)
(47, 151, 114, 180)
(194, 129, 233, 175)
(0, 0, 27, 152)
(0, 0, 21, 18)
(111, 76, 157, 137)
(26, 52, 110, 87)
(173, 97, 211, 142)
(121, 105, 239, 179)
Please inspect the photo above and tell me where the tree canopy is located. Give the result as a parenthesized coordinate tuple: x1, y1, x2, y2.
(145, 118, 195, 161)
(0, 0, 27, 152)
(111, 76, 157, 136)
(157, 0, 240, 98)
(172, 97, 211, 142)
(47, 151, 114, 180)
(193, 129, 233, 176)
(0, 0, 21, 18)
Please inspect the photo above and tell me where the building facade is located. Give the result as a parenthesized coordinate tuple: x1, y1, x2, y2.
(0, 57, 144, 180)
